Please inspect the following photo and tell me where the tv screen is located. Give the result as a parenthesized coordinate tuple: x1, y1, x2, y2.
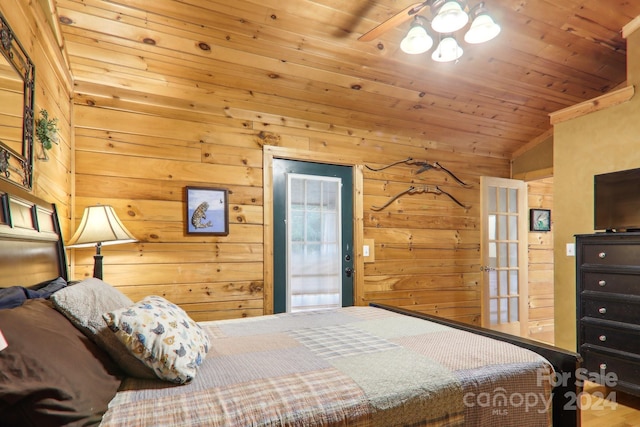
(594, 167, 640, 231)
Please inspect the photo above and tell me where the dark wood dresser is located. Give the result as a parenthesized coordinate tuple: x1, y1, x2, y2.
(576, 233, 640, 397)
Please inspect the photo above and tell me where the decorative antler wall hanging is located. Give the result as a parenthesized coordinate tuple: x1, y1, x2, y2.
(365, 157, 472, 188)
(371, 185, 470, 211)
(366, 158, 472, 211)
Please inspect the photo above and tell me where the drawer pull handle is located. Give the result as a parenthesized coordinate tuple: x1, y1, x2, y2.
(599, 335, 607, 342)
(598, 307, 607, 314)
(600, 363, 607, 370)
(598, 252, 606, 259)
(598, 280, 606, 287)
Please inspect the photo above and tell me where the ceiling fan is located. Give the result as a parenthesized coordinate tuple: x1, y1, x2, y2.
(358, 0, 501, 62)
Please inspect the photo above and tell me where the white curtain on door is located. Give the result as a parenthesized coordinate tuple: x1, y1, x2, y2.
(287, 174, 342, 312)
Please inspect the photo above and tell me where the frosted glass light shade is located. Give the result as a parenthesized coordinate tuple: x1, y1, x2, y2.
(400, 24, 434, 54)
(464, 13, 501, 44)
(431, 1, 469, 33)
(431, 36, 463, 62)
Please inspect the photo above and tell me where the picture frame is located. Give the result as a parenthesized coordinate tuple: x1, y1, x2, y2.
(530, 208, 551, 232)
(185, 186, 229, 235)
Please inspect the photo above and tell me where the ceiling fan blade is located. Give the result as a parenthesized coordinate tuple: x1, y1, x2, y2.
(358, 2, 429, 42)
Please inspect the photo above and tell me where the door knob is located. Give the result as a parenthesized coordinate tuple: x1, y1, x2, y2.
(345, 267, 353, 277)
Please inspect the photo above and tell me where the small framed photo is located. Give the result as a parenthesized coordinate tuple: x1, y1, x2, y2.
(186, 186, 229, 235)
(530, 208, 551, 232)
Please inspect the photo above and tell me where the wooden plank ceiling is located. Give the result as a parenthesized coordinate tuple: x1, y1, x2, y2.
(51, 0, 640, 158)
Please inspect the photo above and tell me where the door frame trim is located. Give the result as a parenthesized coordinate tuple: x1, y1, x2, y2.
(263, 145, 364, 314)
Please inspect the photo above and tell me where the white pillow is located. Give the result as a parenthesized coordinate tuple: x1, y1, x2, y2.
(103, 295, 210, 384)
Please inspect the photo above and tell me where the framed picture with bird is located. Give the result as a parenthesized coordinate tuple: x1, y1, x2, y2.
(185, 186, 229, 235)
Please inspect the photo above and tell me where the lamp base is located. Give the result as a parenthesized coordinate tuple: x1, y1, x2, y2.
(93, 254, 103, 280)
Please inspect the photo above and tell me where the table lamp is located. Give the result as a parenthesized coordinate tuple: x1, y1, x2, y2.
(67, 205, 137, 280)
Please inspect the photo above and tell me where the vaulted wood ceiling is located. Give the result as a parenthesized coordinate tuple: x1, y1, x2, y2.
(51, 0, 640, 158)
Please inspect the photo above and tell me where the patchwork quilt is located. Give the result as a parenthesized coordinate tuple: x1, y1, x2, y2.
(100, 306, 553, 426)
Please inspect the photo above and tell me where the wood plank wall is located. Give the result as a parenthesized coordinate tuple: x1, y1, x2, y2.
(527, 177, 554, 344)
(71, 92, 510, 323)
(0, 1, 73, 237)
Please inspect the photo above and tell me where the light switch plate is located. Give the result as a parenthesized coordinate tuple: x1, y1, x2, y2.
(566, 243, 575, 257)
(363, 238, 375, 262)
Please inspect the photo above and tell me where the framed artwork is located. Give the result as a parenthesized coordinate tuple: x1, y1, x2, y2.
(530, 208, 551, 232)
(185, 186, 229, 235)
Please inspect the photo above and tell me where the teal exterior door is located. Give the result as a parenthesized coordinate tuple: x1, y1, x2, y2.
(273, 159, 354, 313)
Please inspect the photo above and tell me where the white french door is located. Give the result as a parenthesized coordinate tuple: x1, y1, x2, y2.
(481, 177, 528, 337)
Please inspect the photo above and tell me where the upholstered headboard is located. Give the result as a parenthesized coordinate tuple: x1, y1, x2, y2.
(0, 180, 67, 288)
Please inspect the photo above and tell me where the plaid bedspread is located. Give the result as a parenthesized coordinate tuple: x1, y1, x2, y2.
(100, 306, 553, 427)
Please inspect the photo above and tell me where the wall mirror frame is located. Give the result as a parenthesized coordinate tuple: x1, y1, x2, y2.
(0, 12, 35, 190)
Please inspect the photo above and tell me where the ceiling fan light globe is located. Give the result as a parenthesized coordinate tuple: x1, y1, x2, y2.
(431, 1, 469, 33)
(431, 36, 463, 62)
(464, 14, 501, 44)
(400, 25, 433, 54)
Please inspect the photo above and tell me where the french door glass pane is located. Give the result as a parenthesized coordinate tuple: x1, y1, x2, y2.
(287, 173, 342, 312)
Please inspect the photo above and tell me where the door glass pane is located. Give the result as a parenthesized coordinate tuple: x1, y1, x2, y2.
(499, 270, 507, 295)
(287, 174, 342, 312)
(306, 179, 321, 209)
(291, 211, 304, 241)
(498, 243, 507, 267)
(500, 298, 508, 323)
(508, 243, 518, 266)
(509, 297, 519, 322)
(323, 183, 337, 210)
(489, 214, 496, 240)
(498, 188, 507, 212)
(489, 271, 498, 297)
(490, 299, 498, 324)
(489, 244, 497, 268)
(488, 187, 497, 211)
(508, 215, 518, 240)
(498, 214, 507, 239)
(307, 212, 321, 241)
(509, 189, 518, 213)
(509, 271, 519, 295)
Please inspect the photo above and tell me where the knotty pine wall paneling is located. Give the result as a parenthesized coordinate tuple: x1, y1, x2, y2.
(72, 91, 509, 323)
(63, 0, 510, 323)
(0, 0, 73, 237)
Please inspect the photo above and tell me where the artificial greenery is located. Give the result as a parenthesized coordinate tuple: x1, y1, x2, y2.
(35, 109, 59, 152)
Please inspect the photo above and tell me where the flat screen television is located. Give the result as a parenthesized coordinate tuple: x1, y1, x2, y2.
(594, 167, 640, 232)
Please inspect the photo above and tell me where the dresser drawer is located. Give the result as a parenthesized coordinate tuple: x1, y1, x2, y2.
(581, 242, 640, 266)
(581, 347, 640, 393)
(581, 322, 640, 354)
(582, 272, 640, 295)
(582, 296, 640, 323)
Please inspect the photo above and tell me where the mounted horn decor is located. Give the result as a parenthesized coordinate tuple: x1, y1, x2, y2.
(371, 185, 470, 211)
(366, 157, 471, 211)
(365, 157, 471, 187)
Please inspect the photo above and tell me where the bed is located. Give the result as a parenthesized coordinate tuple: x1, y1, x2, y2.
(0, 181, 582, 427)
